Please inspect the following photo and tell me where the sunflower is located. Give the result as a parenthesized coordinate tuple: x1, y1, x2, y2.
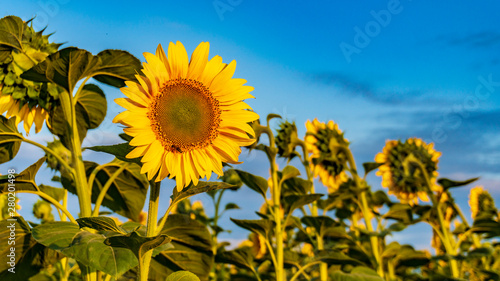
(375, 138, 441, 205)
(305, 118, 349, 193)
(113, 42, 258, 189)
(275, 120, 300, 160)
(0, 16, 61, 134)
(469, 186, 496, 219)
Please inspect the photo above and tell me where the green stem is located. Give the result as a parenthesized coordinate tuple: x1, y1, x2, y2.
(412, 160, 459, 278)
(289, 261, 321, 281)
(264, 239, 279, 273)
(139, 181, 161, 281)
(21, 136, 74, 173)
(87, 163, 112, 198)
(345, 148, 383, 277)
(298, 140, 328, 281)
(91, 165, 128, 216)
(19, 190, 77, 224)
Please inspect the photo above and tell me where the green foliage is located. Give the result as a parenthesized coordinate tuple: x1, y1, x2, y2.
(165, 271, 201, 281)
(0, 116, 21, 164)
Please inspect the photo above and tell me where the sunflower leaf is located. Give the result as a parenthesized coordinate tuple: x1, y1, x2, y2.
(0, 116, 22, 164)
(330, 266, 384, 280)
(233, 169, 268, 199)
(171, 181, 235, 207)
(230, 218, 274, 238)
(438, 177, 479, 190)
(0, 16, 24, 51)
(104, 231, 172, 261)
(76, 217, 127, 234)
(86, 143, 141, 165)
(153, 214, 213, 279)
(362, 162, 384, 177)
(0, 157, 46, 193)
(165, 271, 201, 281)
(0, 217, 63, 280)
(92, 49, 141, 87)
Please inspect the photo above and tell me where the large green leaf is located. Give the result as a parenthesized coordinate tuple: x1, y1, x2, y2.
(21, 47, 141, 94)
(47, 83, 106, 147)
(362, 162, 383, 177)
(0, 16, 24, 51)
(31, 221, 80, 251)
(92, 49, 142, 88)
(315, 250, 364, 266)
(165, 271, 201, 281)
(233, 169, 268, 199)
(153, 214, 213, 280)
(0, 157, 46, 193)
(280, 165, 300, 183)
(0, 217, 62, 280)
(383, 203, 413, 223)
(104, 231, 172, 260)
(61, 160, 148, 221)
(64, 231, 138, 278)
(0, 116, 22, 164)
(171, 181, 235, 207)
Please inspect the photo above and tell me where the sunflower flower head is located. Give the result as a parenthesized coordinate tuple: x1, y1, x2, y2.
(275, 120, 300, 161)
(0, 16, 61, 134)
(305, 118, 349, 193)
(113, 42, 259, 190)
(375, 138, 441, 205)
(469, 186, 496, 219)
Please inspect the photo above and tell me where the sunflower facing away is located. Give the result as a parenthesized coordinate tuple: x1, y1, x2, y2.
(375, 138, 441, 205)
(469, 186, 496, 219)
(305, 118, 349, 193)
(113, 42, 259, 189)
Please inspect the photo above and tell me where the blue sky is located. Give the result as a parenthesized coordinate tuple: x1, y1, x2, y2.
(2, 0, 500, 249)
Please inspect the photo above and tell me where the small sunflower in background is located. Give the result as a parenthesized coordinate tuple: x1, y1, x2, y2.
(113, 41, 259, 189)
(275, 120, 300, 161)
(0, 16, 61, 134)
(469, 186, 496, 219)
(239, 233, 267, 259)
(375, 138, 441, 205)
(305, 118, 349, 193)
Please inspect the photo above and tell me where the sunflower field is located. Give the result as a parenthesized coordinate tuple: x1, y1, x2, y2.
(0, 15, 499, 281)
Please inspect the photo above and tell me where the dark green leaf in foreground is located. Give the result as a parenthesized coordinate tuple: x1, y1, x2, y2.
(104, 231, 172, 260)
(0, 217, 63, 280)
(0, 116, 22, 164)
(153, 214, 213, 280)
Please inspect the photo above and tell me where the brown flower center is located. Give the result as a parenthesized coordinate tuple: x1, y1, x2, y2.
(148, 79, 221, 153)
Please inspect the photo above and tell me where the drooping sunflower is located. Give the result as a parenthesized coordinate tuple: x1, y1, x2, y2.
(305, 118, 349, 193)
(275, 120, 300, 160)
(375, 138, 441, 205)
(113, 42, 259, 189)
(0, 16, 61, 134)
(469, 186, 496, 219)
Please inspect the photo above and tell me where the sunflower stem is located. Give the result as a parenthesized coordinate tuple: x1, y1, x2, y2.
(299, 140, 328, 281)
(139, 181, 161, 281)
(412, 160, 460, 278)
(91, 164, 128, 217)
(345, 148, 384, 278)
(263, 126, 285, 281)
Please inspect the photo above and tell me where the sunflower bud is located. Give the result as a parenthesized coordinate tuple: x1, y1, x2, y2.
(45, 138, 71, 171)
(33, 200, 54, 223)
